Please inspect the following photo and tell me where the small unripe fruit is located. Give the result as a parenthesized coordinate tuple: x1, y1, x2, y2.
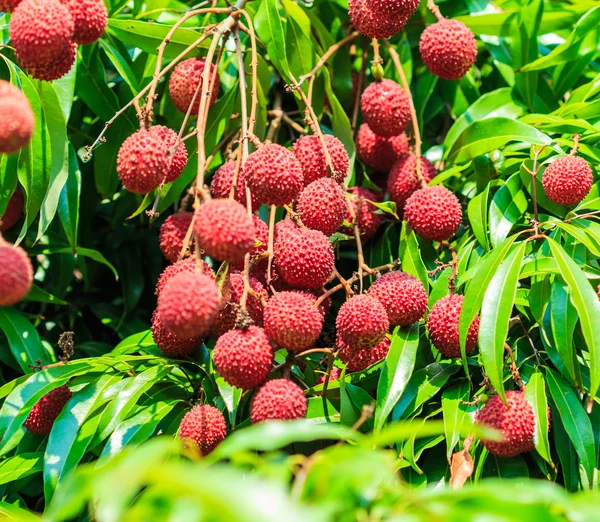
(0, 239, 33, 306)
(336, 294, 389, 350)
(157, 271, 220, 339)
(341, 187, 382, 242)
(420, 19, 478, 81)
(387, 154, 437, 211)
(348, 0, 418, 39)
(155, 258, 213, 296)
(0, 81, 34, 154)
(338, 334, 390, 373)
(60, 0, 107, 45)
(542, 155, 593, 206)
(210, 161, 259, 212)
(264, 291, 324, 351)
(291, 135, 349, 186)
(169, 58, 220, 114)
(213, 326, 273, 390)
(356, 124, 409, 173)
(0, 188, 24, 232)
(151, 309, 202, 357)
(427, 294, 479, 358)
(404, 185, 462, 242)
(17, 40, 77, 82)
(148, 126, 188, 184)
(179, 404, 226, 456)
(361, 80, 411, 138)
(245, 144, 304, 206)
(297, 178, 346, 236)
(23, 384, 72, 435)
(250, 379, 307, 423)
(159, 212, 194, 264)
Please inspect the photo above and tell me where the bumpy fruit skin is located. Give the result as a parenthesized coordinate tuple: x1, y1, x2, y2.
(341, 187, 382, 242)
(297, 178, 346, 236)
(17, 40, 77, 82)
(0, 81, 34, 154)
(159, 212, 193, 263)
(213, 326, 273, 390)
(148, 126, 188, 183)
(194, 199, 256, 263)
(151, 309, 202, 357)
(117, 129, 170, 194)
(361, 80, 411, 138)
(232, 215, 268, 272)
(157, 271, 220, 338)
(387, 154, 437, 211)
(264, 291, 324, 350)
(169, 58, 219, 114)
(348, 0, 418, 39)
(155, 258, 213, 296)
(317, 366, 341, 384)
(420, 19, 478, 81)
(179, 404, 226, 456)
(245, 144, 304, 206)
(475, 391, 543, 457)
(368, 272, 428, 327)
(0, 188, 24, 232)
(210, 161, 259, 212)
(24, 385, 72, 435)
(60, 0, 107, 45)
(250, 379, 307, 423)
(427, 294, 479, 358)
(292, 135, 349, 186)
(274, 227, 335, 290)
(338, 335, 390, 373)
(404, 185, 462, 242)
(357, 124, 409, 173)
(0, 241, 33, 306)
(0, 0, 21, 12)
(336, 294, 389, 350)
(542, 155, 593, 206)
(10, 0, 74, 62)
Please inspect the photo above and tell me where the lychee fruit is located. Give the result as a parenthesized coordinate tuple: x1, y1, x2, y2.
(244, 144, 304, 206)
(0, 0, 21, 12)
(213, 326, 273, 390)
(264, 291, 324, 351)
(317, 366, 341, 384)
(60, 0, 107, 45)
(157, 271, 220, 339)
(427, 294, 479, 358)
(348, 0, 418, 39)
(117, 129, 170, 194)
(387, 154, 437, 211)
(361, 80, 411, 138)
(338, 335, 390, 373)
(341, 186, 382, 242)
(159, 212, 194, 263)
(291, 134, 349, 186)
(232, 215, 268, 271)
(0, 239, 33, 306)
(17, 39, 77, 82)
(368, 271, 428, 327)
(151, 309, 202, 357)
(356, 124, 409, 173)
(193, 199, 256, 263)
(542, 155, 593, 206)
(475, 390, 542, 457)
(404, 185, 462, 242)
(250, 379, 307, 423)
(169, 58, 220, 114)
(273, 226, 335, 290)
(155, 258, 213, 296)
(336, 294, 389, 350)
(0, 187, 24, 232)
(297, 178, 346, 236)
(210, 160, 259, 212)
(148, 126, 188, 183)
(0, 81, 34, 154)
(420, 19, 478, 81)
(179, 404, 226, 456)
(23, 384, 72, 435)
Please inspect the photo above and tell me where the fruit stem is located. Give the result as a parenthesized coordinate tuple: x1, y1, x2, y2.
(441, 241, 458, 294)
(266, 205, 277, 291)
(570, 133, 581, 155)
(351, 40, 369, 134)
(265, 90, 284, 143)
(345, 197, 366, 292)
(427, 0, 445, 22)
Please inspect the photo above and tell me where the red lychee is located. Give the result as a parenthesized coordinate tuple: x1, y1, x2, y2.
(356, 124, 409, 173)
(0, 187, 24, 232)
(264, 291, 324, 351)
(341, 186, 382, 242)
(297, 178, 346, 237)
(420, 19, 478, 81)
(348, 0, 418, 39)
(368, 271, 428, 327)
(213, 326, 273, 390)
(250, 379, 307, 423)
(169, 58, 220, 114)
(23, 384, 72, 435)
(194, 199, 256, 263)
(274, 226, 335, 290)
(210, 161, 259, 212)
(148, 126, 188, 184)
(427, 294, 479, 358)
(159, 212, 194, 264)
(244, 144, 304, 206)
(0, 81, 34, 154)
(291, 134, 349, 186)
(0, 0, 21, 12)
(151, 309, 202, 357)
(361, 80, 411, 138)
(317, 366, 341, 384)
(542, 155, 593, 206)
(157, 271, 220, 339)
(387, 154, 437, 211)
(155, 258, 213, 296)
(179, 404, 226, 456)
(17, 39, 77, 82)
(338, 335, 390, 373)
(404, 185, 462, 242)
(336, 294, 389, 350)
(60, 0, 107, 45)
(0, 239, 33, 306)
(232, 215, 268, 272)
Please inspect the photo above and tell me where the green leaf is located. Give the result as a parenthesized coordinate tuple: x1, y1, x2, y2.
(442, 381, 471, 461)
(524, 370, 552, 465)
(467, 180, 490, 250)
(255, 0, 291, 84)
(24, 285, 68, 306)
(489, 174, 528, 248)
(0, 452, 43, 485)
(57, 146, 81, 250)
(400, 224, 428, 290)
